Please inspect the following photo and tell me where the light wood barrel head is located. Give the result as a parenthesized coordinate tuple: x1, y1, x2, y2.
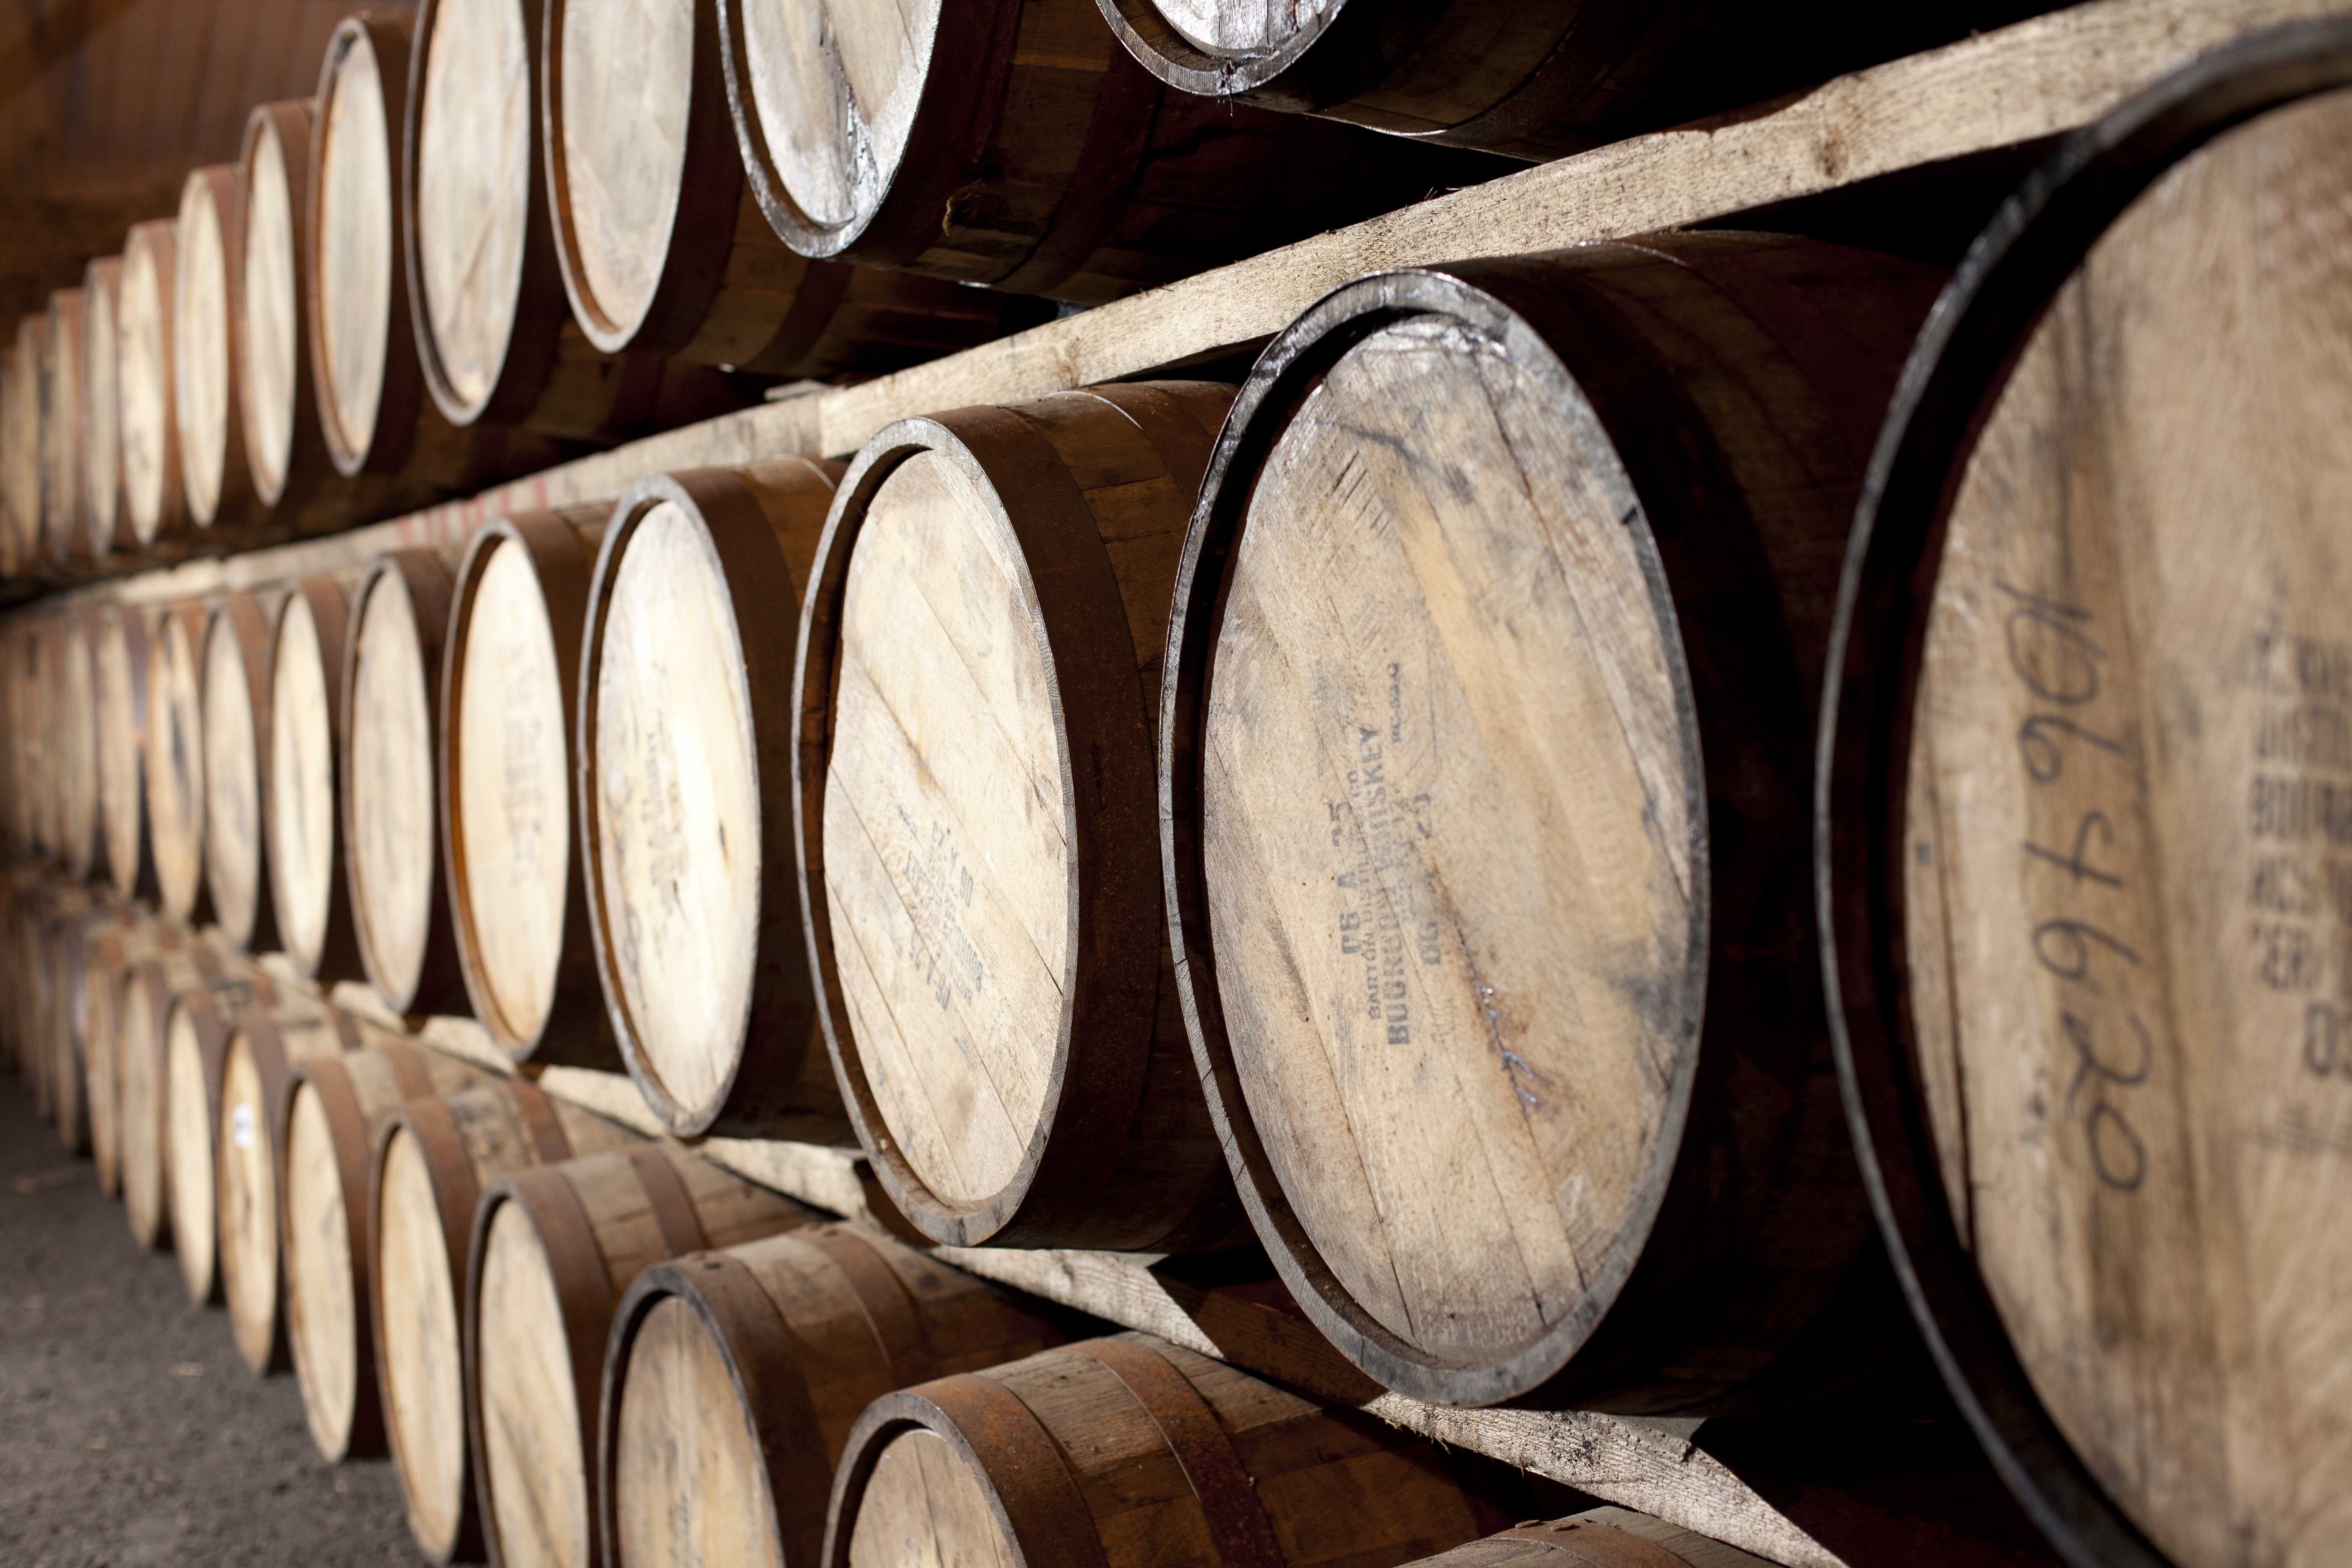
(240, 100, 317, 509)
(147, 603, 210, 923)
(166, 990, 246, 1306)
(609, 1289, 787, 1568)
(444, 509, 614, 1064)
(719, 0, 942, 254)
(580, 465, 838, 1135)
(82, 255, 127, 557)
(174, 164, 253, 532)
(57, 615, 102, 879)
(10, 315, 49, 573)
(285, 1071, 366, 1455)
(218, 1031, 278, 1369)
(1409, 1508, 1773, 1567)
(118, 965, 173, 1247)
(377, 1121, 472, 1558)
(95, 604, 155, 901)
(839, 1426, 1003, 1568)
(270, 578, 361, 980)
(409, 0, 535, 422)
(202, 593, 277, 950)
(311, 14, 414, 477)
(43, 288, 87, 567)
(473, 1197, 592, 1568)
(1831, 68, 2352, 1568)
(119, 220, 184, 547)
(0, 326, 30, 570)
(345, 552, 462, 1015)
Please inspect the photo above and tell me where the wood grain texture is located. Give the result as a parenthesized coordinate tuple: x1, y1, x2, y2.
(601, 1223, 1067, 1568)
(83, 908, 178, 1195)
(578, 461, 845, 1136)
(371, 1083, 635, 1562)
(116, 934, 268, 1253)
(81, 255, 129, 560)
(1401, 1507, 1773, 1568)
(1, 321, 39, 574)
(163, 947, 275, 1305)
(117, 219, 186, 550)
(1822, 31, 2352, 1568)
(147, 601, 211, 923)
(93, 602, 156, 900)
(43, 289, 88, 570)
(173, 163, 262, 538)
(795, 383, 1241, 1250)
(343, 549, 467, 1016)
(824, 1333, 1516, 1568)
(201, 591, 278, 949)
(268, 574, 364, 980)
(282, 1039, 495, 1463)
(441, 504, 618, 1066)
(55, 610, 103, 878)
(1160, 238, 1943, 1411)
(467, 1146, 813, 1568)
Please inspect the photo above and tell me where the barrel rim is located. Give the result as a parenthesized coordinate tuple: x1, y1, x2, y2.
(200, 589, 281, 950)
(267, 573, 365, 982)
(95, 601, 157, 903)
(1814, 19, 2352, 1568)
(1091, 0, 1368, 104)
(44, 286, 90, 570)
(239, 98, 328, 513)
(172, 162, 261, 538)
(149, 600, 215, 924)
(120, 217, 187, 548)
(80, 252, 128, 560)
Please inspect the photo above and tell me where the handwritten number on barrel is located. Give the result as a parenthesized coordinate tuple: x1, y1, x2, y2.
(2034, 918, 2141, 984)
(2062, 1012, 2151, 1191)
(1997, 579, 2104, 706)
(2023, 810, 2123, 887)
(2018, 715, 2126, 784)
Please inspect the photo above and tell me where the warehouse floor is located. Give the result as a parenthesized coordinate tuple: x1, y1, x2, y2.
(0, 1077, 414, 1566)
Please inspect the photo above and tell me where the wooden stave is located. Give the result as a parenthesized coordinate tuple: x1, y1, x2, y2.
(597, 1223, 1069, 1568)
(84, 908, 180, 1195)
(342, 548, 468, 1016)
(1812, 22, 2352, 1568)
(148, 601, 216, 924)
(280, 1039, 493, 1461)
(1156, 240, 1947, 1412)
(791, 386, 1246, 1251)
(463, 1145, 815, 1568)
(162, 951, 277, 1305)
(119, 219, 189, 552)
(369, 1081, 634, 1562)
(201, 591, 280, 949)
(174, 162, 268, 543)
(268, 573, 366, 982)
(1400, 1507, 1773, 1568)
(48, 900, 114, 1154)
(576, 462, 845, 1137)
(820, 1332, 1517, 1568)
(43, 288, 89, 572)
(81, 254, 131, 560)
(56, 611, 106, 882)
(0, 323, 30, 573)
(542, 0, 1020, 378)
(10, 315, 50, 575)
(440, 505, 622, 1068)
(94, 603, 159, 902)
(118, 936, 268, 1251)
(716, 0, 1500, 307)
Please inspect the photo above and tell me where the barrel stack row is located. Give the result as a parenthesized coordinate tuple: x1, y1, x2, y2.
(5, 15, 2352, 1568)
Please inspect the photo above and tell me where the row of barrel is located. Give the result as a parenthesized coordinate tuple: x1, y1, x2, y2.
(2, 871, 1777, 1568)
(8, 20, 2352, 1568)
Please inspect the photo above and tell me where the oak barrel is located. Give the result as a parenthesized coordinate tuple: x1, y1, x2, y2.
(600, 1224, 1066, 1568)
(371, 1081, 633, 1561)
(717, 0, 1492, 305)
(217, 993, 388, 1373)
(441, 504, 621, 1065)
(94, 604, 157, 900)
(162, 953, 276, 1303)
(1401, 1509, 1771, 1568)
(119, 219, 188, 550)
(174, 162, 264, 539)
(270, 574, 364, 980)
(56, 611, 104, 881)
(202, 591, 279, 949)
(1159, 236, 1945, 1409)
(46, 900, 111, 1154)
(822, 1333, 1510, 1568)
(85, 909, 179, 1197)
(282, 1039, 494, 1460)
(147, 601, 214, 923)
(578, 463, 845, 1137)
(794, 384, 1242, 1250)
(81, 254, 129, 558)
(344, 549, 467, 1016)
(1, 318, 41, 570)
(541, 0, 1018, 377)
(117, 935, 265, 1250)
(43, 288, 87, 570)
(466, 1146, 813, 1568)
(1818, 23, 2352, 1568)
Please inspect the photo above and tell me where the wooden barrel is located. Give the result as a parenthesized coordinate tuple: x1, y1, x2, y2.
(716, 0, 1492, 305)
(1092, 0, 2029, 160)
(0, 320, 36, 571)
(539, 0, 1020, 379)
(85, 910, 180, 1197)
(174, 162, 264, 540)
(147, 601, 214, 923)
(56, 611, 104, 881)
(310, 13, 564, 500)
(282, 1039, 495, 1460)
(1401, 1509, 1770, 1568)
(202, 592, 278, 949)
(118, 935, 264, 1250)
(14, 624, 57, 858)
(442, 505, 621, 1065)
(792, 385, 1240, 1250)
(162, 952, 275, 1303)
(43, 287, 88, 570)
(601, 1223, 1068, 1568)
(823, 1334, 1510, 1568)
(47, 900, 111, 1153)
(82, 254, 130, 559)
(467, 1147, 814, 1568)
(269, 574, 365, 980)
(371, 1081, 635, 1561)
(1818, 27, 2352, 1568)
(578, 463, 844, 1137)
(217, 992, 389, 1372)
(1158, 236, 1945, 1410)
(94, 603, 157, 901)
(119, 219, 188, 550)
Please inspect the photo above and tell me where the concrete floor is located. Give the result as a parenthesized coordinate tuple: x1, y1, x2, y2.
(0, 1072, 418, 1566)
